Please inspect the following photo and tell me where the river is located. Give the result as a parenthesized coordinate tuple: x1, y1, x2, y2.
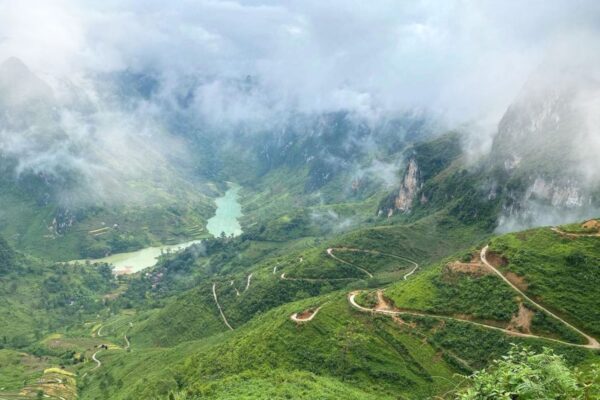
(86, 240, 202, 275)
(72, 183, 243, 274)
(206, 183, 243, 237)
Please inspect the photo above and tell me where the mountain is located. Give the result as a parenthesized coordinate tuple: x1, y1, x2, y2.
(0, 56, 55, 108)
(4, 219, 589, 400)
(0, 58, 219, 260)
(380, 68, 600, 232)
(0, 60, 599, 400)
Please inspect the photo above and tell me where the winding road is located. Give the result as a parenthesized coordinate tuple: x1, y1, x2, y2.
(280, 247, 417, 283)
(91, 350, 102, 370)
(96, 325, 105, 337)
(280, 272, 354, 282)
(245, 273, 253, 291)
(327, 248, 373, 278)
(345, 245, 599, 350)
(480, 246, 599, 349)
(212, 283, 234, 330)
(333, 248, 420, 280)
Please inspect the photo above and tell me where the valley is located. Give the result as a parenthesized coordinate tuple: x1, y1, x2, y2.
(1, 3, 599, 398)
(2, 214, 598, 399)
(67, 182, 244, 275)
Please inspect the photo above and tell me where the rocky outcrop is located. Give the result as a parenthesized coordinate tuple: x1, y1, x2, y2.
(490, 65, 600, 231)
(49, 208, 76, 235)
(495, 176, 596, 232)
(394, 159, 420, 212)
(525, 177, 586, 208)
(378, 158, 422, 217)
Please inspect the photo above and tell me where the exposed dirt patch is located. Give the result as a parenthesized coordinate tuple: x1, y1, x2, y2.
(507, 303, 534, 334)
(582, 219, 600, 231)
(391, 315, 415, 328)
(376, 290, 399, 312)
(445, 261, 491, 276)
(485, 251, 508, 268)
(114, 266, 134, 275)
(505, 272, 529, 291)
(296, 309, 316, 319)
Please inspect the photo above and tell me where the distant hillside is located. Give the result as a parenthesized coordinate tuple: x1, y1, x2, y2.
(0, 58, 219, 260)
(380, 69, 600, 232)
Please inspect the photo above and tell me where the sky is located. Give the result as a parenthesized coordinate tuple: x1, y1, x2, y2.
(0, 0, 598, 231)
(1, 0, 599, 128)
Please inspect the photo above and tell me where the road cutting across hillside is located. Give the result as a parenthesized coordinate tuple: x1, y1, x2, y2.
(345, 245, 599, 350)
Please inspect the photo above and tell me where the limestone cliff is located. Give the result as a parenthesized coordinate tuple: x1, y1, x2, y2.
(394, 159, 420, 212)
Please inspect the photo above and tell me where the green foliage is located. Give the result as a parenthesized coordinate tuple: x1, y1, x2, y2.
(457, 346, 596, 399)
(0, 251, 118, 346)
(386, 263, 519, 322)
(165, 370, 389, 400)
(0, 235, 16, 274)
(490, 227, 600, 336)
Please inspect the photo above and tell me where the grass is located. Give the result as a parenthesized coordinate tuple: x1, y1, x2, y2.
(79, 293, 459, 399)
(489, 226, 600, 337)
(385, 253, 589, 344)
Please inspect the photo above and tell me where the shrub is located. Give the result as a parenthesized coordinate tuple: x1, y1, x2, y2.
(457, 345, 596, 399)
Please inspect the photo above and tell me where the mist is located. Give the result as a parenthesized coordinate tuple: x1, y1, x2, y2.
(3, 1, 599, 122)
(1, 1, 600, 214)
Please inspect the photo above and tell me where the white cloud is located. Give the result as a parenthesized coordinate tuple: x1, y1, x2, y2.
(1, 0, 598, 124)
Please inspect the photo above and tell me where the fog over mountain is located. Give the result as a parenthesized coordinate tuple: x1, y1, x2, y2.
(0, 0, 599, 220)
(2, 1, 599, 122)
(2, 4, 600, 399)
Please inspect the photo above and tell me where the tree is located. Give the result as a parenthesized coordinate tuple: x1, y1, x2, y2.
(457, 345, 598, 399)
(0, 235, 16, 274)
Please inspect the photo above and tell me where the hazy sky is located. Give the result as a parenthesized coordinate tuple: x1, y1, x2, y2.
(1, 1, 599, 126)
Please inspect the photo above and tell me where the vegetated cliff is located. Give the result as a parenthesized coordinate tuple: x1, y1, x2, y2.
(490, 68, 600, 231)
(380, 68, 600, 232)
(377, 133, 462, 218)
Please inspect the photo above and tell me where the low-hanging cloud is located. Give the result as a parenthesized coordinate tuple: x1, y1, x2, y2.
(2, 1, 600, 125)
(0, 56, 194, 206)
(0, 0, 600, 211)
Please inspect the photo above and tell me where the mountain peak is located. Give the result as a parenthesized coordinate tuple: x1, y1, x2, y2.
(0, 56, 54, 106)
(0, 56, 31, 75)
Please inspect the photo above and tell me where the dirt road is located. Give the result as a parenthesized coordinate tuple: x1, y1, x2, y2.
(480, 246, 599, 349)
(212, 283, 234, 330)
(345, 245, 599, 349)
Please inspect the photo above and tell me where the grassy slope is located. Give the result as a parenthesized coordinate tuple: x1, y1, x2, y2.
(129, 286, 227, 347)
(80, 294, 459, 400)
(489, 226, 600, 337)
(384, 261, 585, 344)
(126, 213, 487, 347)
(384, 223, 600, 347)
(0, 176, 217, 261)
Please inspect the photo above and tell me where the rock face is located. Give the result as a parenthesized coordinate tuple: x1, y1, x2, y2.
(491, 67, 600, 231)
(378, 158, 421, 217)
(525, 178, 585, 208)
(491, 70, 586, 173)
(394, 159, 420, 213)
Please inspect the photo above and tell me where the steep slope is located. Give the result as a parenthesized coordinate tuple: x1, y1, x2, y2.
(79, 295, 460, 400)
(488, 224, 600, 337)
(0, 58, 219, 260)
(380, 69, 600, 233)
